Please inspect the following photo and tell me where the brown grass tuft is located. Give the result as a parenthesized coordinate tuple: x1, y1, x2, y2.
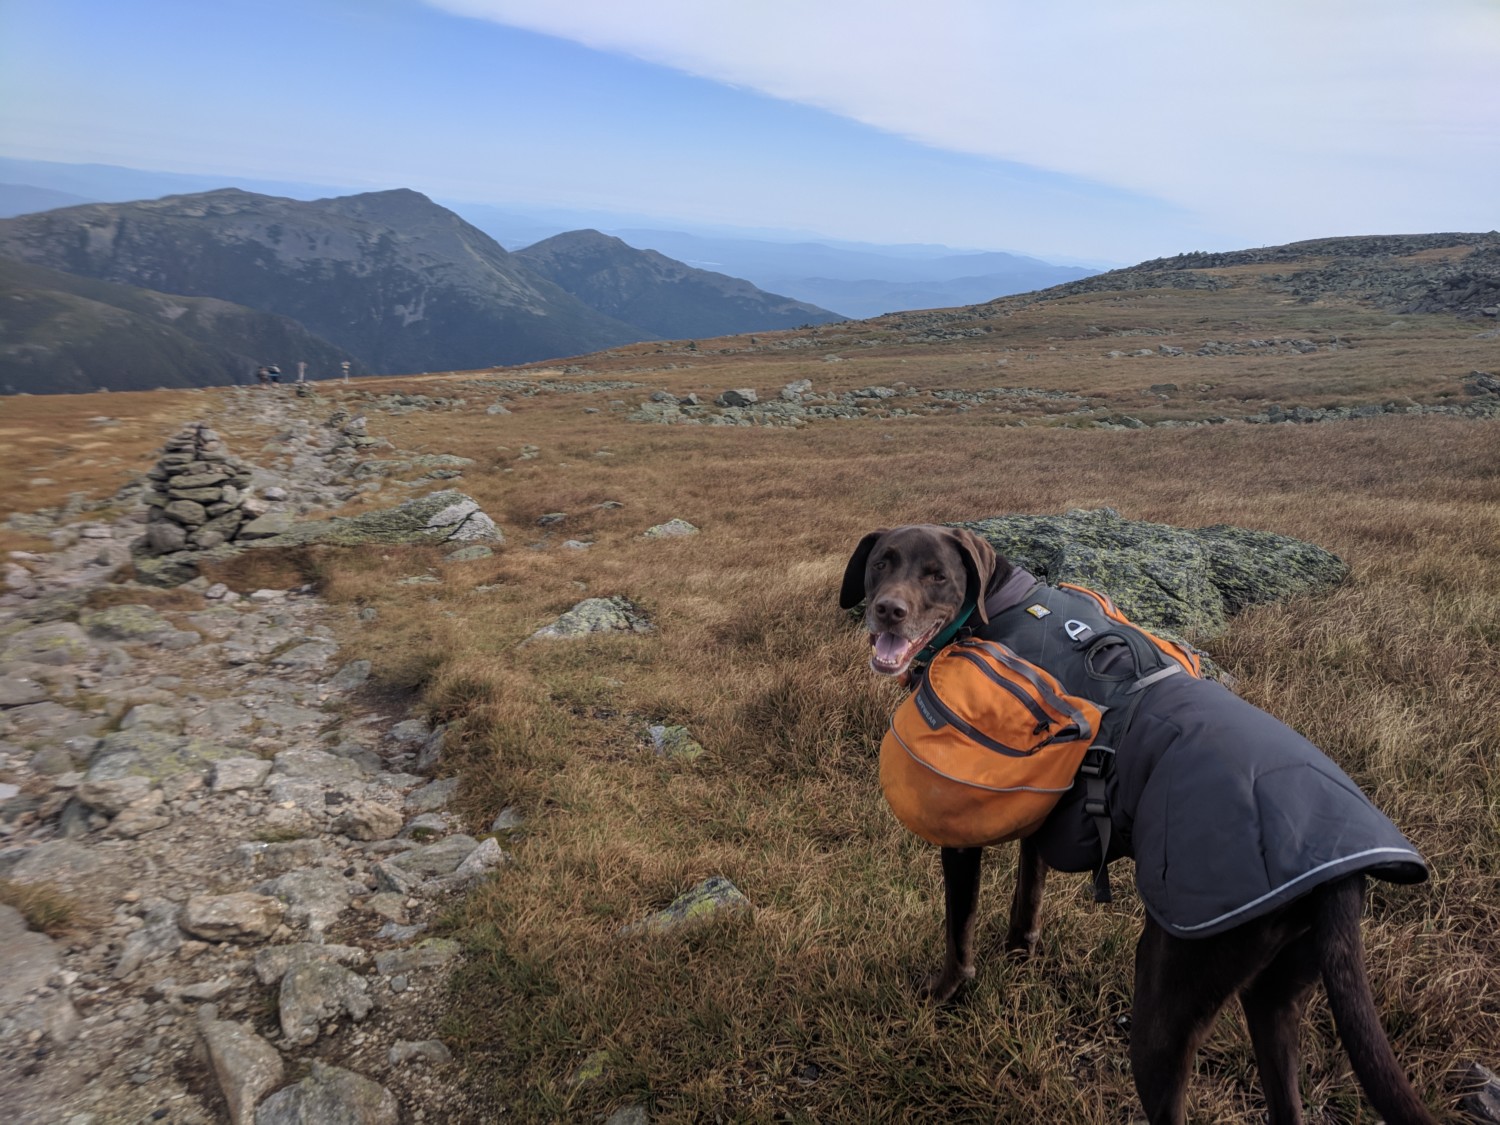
(0, 878, 83, 937)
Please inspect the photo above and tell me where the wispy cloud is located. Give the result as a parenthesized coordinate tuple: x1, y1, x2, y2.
(426, 0, 1500, 241)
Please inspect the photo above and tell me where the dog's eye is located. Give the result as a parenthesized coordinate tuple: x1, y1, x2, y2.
(873, 559, 888, 571)
(926, 571, 946, 583)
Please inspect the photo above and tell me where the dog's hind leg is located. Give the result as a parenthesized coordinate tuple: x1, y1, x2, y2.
(1130, 920, 1265, 1125)
(1004, 836, 1047, 956)
(1240, 935, 1320, 1125)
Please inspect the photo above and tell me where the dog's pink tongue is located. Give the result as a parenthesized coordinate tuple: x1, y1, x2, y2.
(874, 632, 916, 665)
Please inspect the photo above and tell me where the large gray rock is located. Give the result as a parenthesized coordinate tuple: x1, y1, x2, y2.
(86, 732, 240, 783)
(253, 942, 370, 987)
(384, 834, 480, 879)
(0, 904, 61, 1005)
(6, 839, 102, 886)
(0, 622, 93, 666)
(254, 1061, 398, 1125)
(270, 749, 370, 785)
(952, 508, 1349, 638)
(257, 867, 361, 934)
(248, 490, 500, 549)
(278, 961, 373, 1046)
(332, 801, 403, 841)
(113, 898, 184, 978)
(529, 595, 653, 640)
(181, 892, 286, 942)
(79, 604, 176, 643)
(0, 671, 50, 707)
(201, 1017, 285, 1125)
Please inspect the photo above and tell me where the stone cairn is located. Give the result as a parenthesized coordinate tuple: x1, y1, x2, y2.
(142, 422, 256, 554)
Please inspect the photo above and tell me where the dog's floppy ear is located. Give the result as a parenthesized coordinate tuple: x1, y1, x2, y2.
(946, 528, 1001, 624)
(839, 529, 888, 609)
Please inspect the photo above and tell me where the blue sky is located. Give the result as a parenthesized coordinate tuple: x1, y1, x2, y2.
(2, 0, 1496, 262)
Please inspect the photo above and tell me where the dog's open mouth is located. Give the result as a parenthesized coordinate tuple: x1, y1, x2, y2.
(869, 623, 941, 676)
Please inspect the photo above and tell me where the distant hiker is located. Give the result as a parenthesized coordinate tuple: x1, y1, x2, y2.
(267, 364, 282, 387)
(255, 365, 269, 387)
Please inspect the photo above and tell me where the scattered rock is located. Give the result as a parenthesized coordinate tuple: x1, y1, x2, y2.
(374, 938, 460, 977)
(254, 1061, 398, 1125)
(253, 943, 370, 987)
(716, 388, 758, 407)
(528, 595, 653, 640)
(649, 724, 705, 761)
(328, 660, 372, 692)
(444, 544, 493, 562)
(181, 892, 287, 943)
(332, 801, 403, 841)
(0, 903, 61, 1004)
(642, 518, 699, 539)
(452, 837, 507, 879)
(387, 1039, 452, 1066)
(402, 777, 458, 814)
(279, 960, 373, 1045)
(248, 489, 501, 548)
(201, 1017, 285, 1125)
(621, 875, 751, 936)
(212, 757, 275, 792)
(1462, 1061, 1500, 1124)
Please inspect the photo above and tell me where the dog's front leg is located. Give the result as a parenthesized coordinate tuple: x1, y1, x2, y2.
(919, 846, 983, 1004)
(1004, 835, 1047, 956)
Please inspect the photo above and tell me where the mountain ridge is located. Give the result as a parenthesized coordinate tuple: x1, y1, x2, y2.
(0, 188, 653, 376)
(514, 229, 845, 336)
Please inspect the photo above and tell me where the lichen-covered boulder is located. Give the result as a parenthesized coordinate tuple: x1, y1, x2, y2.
(529, 596, 653, 640)
(248, 490, 501, 548)
(952, 508, 1348, 638)
(79, 604, 176, 643)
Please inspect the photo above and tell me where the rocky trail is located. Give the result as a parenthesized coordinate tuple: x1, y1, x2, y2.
(1, 388, 505, 1125)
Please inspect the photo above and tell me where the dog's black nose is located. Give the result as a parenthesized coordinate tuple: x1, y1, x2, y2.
(874, 597, 908, 624)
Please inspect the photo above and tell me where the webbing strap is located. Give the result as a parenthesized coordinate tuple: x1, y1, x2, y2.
(1079, 745, 1115, 904)
(1126, 663, 1184, 694)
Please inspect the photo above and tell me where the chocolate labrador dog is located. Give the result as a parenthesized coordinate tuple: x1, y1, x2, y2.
(842, 525, 1435, 1125)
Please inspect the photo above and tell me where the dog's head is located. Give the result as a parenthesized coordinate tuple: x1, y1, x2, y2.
(840, 525, 1008, 678)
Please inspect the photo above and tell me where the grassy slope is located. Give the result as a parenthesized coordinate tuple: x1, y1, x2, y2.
(4, 246, 1496, 1122)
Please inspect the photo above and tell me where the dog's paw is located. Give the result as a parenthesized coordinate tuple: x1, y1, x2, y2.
(1003, 929, 1039, 958)
(917, 966, 974, 1005)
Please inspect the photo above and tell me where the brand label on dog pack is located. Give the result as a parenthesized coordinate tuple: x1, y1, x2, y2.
(914, 690, 946, 730)
(1026, 604, 1051, 618)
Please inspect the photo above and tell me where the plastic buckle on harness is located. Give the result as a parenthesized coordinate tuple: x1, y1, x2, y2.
(1078, 745, 1113, 780)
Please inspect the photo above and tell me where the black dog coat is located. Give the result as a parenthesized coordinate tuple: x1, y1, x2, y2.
(984, 577, 1429, 938)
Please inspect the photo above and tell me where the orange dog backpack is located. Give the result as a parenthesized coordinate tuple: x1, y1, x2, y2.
(879, 637, 1104, 848)
(879, 581, 1203, 852)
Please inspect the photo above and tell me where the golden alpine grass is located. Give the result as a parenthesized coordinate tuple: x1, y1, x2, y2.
(3, 263, 1496, 1122)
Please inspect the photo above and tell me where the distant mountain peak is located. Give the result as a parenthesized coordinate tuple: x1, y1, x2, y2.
(515, 229, 845, 335)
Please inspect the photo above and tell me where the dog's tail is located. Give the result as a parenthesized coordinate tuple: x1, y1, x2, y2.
(1315, 877, 1435, 1125)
